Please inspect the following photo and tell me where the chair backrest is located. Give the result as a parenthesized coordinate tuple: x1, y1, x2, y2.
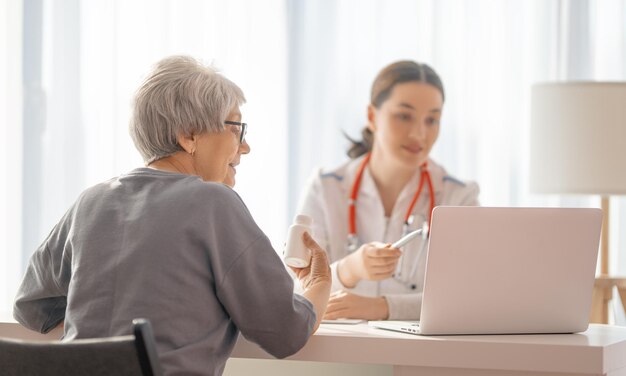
(0, 318, 163, 376)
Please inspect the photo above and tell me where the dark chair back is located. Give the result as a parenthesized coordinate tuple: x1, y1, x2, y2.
(0, 318, 163, 376)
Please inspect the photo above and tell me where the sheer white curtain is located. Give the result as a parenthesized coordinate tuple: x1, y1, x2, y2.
(1, 0, 24, 321)
(287, 0, 626, 274)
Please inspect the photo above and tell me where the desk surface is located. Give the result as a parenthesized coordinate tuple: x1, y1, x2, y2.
(2, 322, 626, 375)
(232, 323, 626, 375)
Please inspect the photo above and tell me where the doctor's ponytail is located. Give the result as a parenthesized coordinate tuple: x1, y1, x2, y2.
(346, 61, 445, 159)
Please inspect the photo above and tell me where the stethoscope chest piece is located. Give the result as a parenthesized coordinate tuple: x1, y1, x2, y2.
(346, 233, 359, 253)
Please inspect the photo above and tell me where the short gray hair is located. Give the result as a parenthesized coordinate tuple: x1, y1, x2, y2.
(129, 55, 246, 164)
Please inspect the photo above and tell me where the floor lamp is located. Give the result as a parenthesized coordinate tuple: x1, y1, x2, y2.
(530, 82, 626, 324)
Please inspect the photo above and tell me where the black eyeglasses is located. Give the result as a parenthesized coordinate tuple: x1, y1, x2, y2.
(224, 121, 247, 144)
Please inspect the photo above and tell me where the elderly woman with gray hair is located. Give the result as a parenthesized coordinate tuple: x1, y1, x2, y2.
(13, 55, 331, 376)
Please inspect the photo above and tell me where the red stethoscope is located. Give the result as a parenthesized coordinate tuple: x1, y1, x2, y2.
(346, 152, 435, 253)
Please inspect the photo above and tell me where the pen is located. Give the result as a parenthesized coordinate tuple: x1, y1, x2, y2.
(391, 229, 423, 249)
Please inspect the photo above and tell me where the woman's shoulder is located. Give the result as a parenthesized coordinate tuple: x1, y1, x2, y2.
(102, 168, 244, 206)
(181, 178, 245, 206)
(149, 175, 252, 220)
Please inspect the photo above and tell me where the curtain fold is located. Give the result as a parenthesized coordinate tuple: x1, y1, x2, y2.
(1, 0, 24, 321)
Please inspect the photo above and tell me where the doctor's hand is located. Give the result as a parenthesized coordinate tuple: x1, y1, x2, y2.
(323, 290, 389, 320)
(337, 242, 401, 288)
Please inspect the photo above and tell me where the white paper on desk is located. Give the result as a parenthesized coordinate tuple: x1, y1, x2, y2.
(321, 319, 365, 324)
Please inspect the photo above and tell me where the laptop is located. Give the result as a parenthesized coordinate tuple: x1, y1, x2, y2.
(369, 206, 602, 335)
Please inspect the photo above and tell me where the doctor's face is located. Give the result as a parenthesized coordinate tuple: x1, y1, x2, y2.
(368, 82, 443, 168)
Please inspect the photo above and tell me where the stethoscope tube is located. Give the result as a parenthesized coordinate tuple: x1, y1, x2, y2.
(347, 153, 435, 249)
(346, 153, 435, 290)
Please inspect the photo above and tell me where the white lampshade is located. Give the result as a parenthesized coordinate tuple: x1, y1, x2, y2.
(530, 82, 626, 195)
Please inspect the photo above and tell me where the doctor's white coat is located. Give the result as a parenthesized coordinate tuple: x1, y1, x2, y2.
(297, 155, 479, 319)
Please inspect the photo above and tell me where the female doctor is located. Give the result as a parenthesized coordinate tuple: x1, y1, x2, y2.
(297, 61, 479, 320)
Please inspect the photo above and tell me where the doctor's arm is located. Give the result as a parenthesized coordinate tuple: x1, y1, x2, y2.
(383, 293, 422, 320)
(324, 290, 389, 320)
(323, 287, 421, 321)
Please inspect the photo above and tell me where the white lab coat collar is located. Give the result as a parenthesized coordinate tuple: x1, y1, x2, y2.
(336, 156, 446, 242)
(343, 156, 446, 202)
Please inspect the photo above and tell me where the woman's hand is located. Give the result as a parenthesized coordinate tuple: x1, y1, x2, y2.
(290, 232, 332, 290)
(323, 290, 389, 320)
(337, 242, 401, 288)
(290, 232, 331, 332)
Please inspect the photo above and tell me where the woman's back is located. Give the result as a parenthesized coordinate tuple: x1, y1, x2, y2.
(16, 167, 316, 375)
(15, 55, 332, 376)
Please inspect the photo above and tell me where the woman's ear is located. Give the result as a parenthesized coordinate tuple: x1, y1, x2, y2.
(177, 133, 197, 155)
(367, 104, 377, 132)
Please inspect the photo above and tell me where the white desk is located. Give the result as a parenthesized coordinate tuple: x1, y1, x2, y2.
(2, 322, 626, 376)
(229, 323, 626, 376)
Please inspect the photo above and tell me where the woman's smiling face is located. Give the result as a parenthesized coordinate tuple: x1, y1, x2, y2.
(193, 107, 250, 187)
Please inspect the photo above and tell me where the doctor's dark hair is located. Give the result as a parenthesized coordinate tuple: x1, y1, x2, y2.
(347, 61, 445, 159)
